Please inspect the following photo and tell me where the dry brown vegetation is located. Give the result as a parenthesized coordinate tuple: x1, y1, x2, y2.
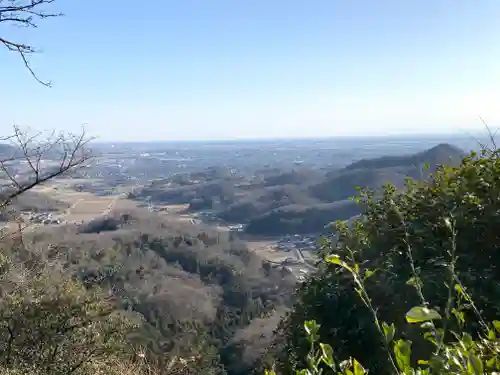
(0, 206, 297, 374)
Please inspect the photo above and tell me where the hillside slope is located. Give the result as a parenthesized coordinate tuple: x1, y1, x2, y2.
(4, 208, 296, 374)
(245, 143, 465, 235)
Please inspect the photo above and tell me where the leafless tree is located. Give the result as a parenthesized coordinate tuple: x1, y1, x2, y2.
(1, 1, 94, 240)
(476, 116, 499, 153)
(0, 125, 93, 211)
(0, 0, 62, 86)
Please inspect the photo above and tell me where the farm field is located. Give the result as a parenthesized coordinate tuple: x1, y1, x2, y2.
(14, 183, 309, 272)
(31, 183, 137, 222)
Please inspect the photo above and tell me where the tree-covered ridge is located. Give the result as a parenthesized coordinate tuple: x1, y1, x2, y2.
(344, 143, 464, 172)
(130, 143, 465, 236)
(245, 143, 465, 235)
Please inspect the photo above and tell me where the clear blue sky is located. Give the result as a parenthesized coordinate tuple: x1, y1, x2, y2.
(1, 0, 499, 141)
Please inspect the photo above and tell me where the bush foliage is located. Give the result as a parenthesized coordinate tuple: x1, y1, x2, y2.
(0, 254, 139, 375)
(273, 148, 500, 374)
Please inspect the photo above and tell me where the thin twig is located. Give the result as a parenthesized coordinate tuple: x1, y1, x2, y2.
(1, 0, 63, 85)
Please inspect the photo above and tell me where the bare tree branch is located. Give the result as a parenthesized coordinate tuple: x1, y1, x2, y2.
(0, 125, 94, 212)
(478, 116, 498, 151)
(470, 116, 500, 157)
(1, 0, 63, 86)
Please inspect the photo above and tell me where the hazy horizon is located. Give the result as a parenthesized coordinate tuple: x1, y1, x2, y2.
(89, 131, 479, 143)
(2, 1, 499, 141)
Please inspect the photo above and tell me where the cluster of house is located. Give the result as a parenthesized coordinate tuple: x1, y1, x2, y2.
(275, 234, 317, 251)
(27, 212, 62, 225)
(227, 223, 245, 232)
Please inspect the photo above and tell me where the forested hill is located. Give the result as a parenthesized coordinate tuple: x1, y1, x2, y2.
(344, 143, 465, 171)
(128, 143, 466, 237)
(244, 143, 465, 235)
(1, 209, 296, 374)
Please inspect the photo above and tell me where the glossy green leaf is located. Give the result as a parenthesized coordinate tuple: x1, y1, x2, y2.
(488, 328, 496, 340)
(320, 343, 335, 368)
(429, 355, 445, 373)
(325, 254, 342, 265)
(486, 356, 496, 369)
(394, 339, 412, 372)
(462, 333, 474, 349)
(454, 283, 471, 301)
(423, 331, 437, 345)
(467, 353, 483, 375)
(353, 359, 366, 375)
(405, 306, 442, 323)
(304, 320, 319, 335)
(364, 269, 376, 279)
(493, 320, 500, 333)
(455, 283, 465, 295)
(325, 254, 352, 272)
(452, 308, 465, 326)
(382, 321, 395, 343)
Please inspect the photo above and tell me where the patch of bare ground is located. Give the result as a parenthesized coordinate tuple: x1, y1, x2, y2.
(23, 183, 139, 224)
(246, 241, 289, 263)
(156, 203, 190, 214)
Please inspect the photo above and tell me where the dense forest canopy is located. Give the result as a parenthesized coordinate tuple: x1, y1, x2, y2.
(1, 208, 297, 374)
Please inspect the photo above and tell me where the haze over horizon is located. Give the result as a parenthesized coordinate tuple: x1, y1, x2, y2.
(90, 132, 487, 145)
(1, 0, 499, 141)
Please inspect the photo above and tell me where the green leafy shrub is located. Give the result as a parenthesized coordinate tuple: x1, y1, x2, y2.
(273, 148, 500, 374)
(268, 246, 500, 375)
